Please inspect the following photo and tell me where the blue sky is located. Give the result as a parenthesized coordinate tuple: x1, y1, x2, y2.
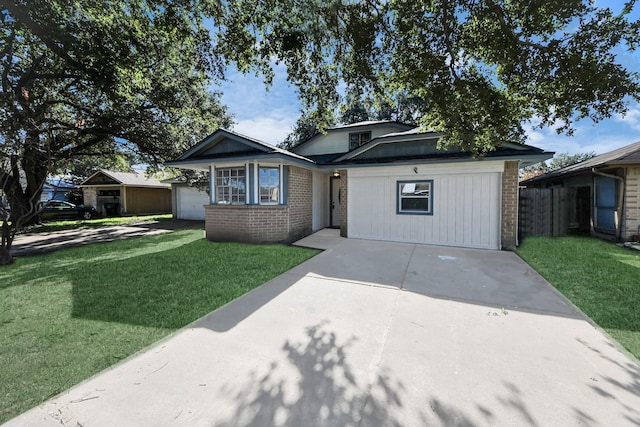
(216, 6, 640, 156)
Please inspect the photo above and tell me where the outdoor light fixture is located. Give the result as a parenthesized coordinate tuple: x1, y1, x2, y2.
(332, 170, 340, 177)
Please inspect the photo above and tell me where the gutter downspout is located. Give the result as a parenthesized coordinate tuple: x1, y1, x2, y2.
(592, 168, 625, 241)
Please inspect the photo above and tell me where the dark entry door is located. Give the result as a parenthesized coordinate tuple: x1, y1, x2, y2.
(330, 177, 341, 228)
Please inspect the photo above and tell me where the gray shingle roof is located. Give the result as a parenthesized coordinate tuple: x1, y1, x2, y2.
(81, 170, 169, 188)
(522, 140, 640, 184)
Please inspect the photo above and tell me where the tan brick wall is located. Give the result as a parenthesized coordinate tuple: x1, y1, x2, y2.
(501, 161, 519, 250)
(625, 166, 640, 240)
(205, 205, 289, 243)
(287, 166, 313, 241)
(203, 165, 313, 244)
(339, 169, 348, 238)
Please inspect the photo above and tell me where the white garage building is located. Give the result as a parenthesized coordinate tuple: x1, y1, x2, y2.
(164, 180, 209, 221)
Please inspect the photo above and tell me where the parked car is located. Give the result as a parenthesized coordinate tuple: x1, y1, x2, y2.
(40, 200, 100, 221)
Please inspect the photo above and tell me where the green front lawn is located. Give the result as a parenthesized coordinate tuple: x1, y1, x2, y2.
(0, 230, 319, 423)
(517, 236, 640, 360)
(21, 213, 174, 233)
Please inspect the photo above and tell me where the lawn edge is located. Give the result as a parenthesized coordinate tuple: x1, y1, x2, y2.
(515, 250, 640, 367)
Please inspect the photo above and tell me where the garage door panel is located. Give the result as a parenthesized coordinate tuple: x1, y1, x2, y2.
(177, 186, 209, 220)
(349, 171, 500, 250)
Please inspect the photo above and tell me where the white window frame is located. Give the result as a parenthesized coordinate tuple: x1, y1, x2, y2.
(215, 166, 246, 204)
(258, 165, 281, 205)
(397, 180, 433, 215)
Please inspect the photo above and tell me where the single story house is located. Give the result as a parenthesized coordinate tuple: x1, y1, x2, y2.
(79, 169, 171, 217)
(167, 121, 552, 250)
(41, 179, 76, 202)
(521, 141, 640, 242)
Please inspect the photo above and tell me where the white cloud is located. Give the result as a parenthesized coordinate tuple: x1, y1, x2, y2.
(213, 62, 302, 145)
(615, 107, 640, 131)
(233, 112, 298, 145)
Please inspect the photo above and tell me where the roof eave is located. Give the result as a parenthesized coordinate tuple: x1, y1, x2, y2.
(166, 152, 316, 170)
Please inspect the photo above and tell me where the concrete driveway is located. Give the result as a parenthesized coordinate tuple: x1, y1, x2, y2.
(5, 233, 640, 426)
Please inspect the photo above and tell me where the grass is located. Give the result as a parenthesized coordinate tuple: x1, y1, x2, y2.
(516, 236, 640, 360)
(0, 230, 319, 423)
(19, 213, 174, 234)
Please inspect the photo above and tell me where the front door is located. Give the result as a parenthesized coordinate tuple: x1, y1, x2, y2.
(330, 177, 341, 228)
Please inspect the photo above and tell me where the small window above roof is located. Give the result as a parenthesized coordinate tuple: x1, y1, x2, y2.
(349, 131, 372, 150)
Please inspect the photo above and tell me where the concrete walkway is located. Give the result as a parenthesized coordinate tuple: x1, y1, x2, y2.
(5, 234, 640, 426)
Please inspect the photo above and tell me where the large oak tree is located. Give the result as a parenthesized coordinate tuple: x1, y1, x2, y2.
(0, 0, 231, 264)
(215, 0, 640, 151)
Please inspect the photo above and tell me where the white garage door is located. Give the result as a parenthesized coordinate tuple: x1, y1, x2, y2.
(348, 162, 503, 250)
(177, 186, 209, 220)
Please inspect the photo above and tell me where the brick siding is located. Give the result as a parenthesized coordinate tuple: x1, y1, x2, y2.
(625, 166, 640, 240)
(204, 165, 313, 244)
(501, 161, 519, 250)
(339, 169, 348, 237)
(287, 166, 313, 241)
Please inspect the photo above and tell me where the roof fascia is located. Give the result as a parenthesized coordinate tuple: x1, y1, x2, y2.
(79, 169, 122, 186)
(177, 129, 272, 161)
(167, 152, 317, 169)
(314, 152, 552, 169)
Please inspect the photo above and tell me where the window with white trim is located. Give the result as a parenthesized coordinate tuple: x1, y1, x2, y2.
(215, 167, 246, 204)
(259, 166, 280, 204)
(397, 180, 433, 214)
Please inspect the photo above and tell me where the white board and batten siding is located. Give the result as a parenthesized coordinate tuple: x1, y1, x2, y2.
(176, 186, 209, 220)
(348, 161, 503, 250)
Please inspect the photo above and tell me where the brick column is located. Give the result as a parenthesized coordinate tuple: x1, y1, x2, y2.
(339, 169, 348, 238)
(501, 161, 519, 250)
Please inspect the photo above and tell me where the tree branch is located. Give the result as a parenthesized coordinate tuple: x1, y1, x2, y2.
(0, 0, 88, 72)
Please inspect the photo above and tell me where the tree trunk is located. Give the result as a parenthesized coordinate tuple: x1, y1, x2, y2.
(0, 149, 47, 265)
(0, 246, 14, 265)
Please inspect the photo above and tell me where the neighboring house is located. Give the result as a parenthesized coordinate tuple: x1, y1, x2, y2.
(79, 169, 171, 217)
(40, 179, 76, 202)
(521, 140, 640, 242)
(167, 121, 551, 250)
(162, 177, 209, 221)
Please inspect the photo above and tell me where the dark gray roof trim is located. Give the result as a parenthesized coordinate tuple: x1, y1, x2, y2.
(522, 140, 640, 184)
(169, 126, 552, 171)
(172, 129, 315, 165)
(166, 152, 317, 168)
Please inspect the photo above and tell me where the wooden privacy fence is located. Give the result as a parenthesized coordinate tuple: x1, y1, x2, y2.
(518, 187, 570, 238)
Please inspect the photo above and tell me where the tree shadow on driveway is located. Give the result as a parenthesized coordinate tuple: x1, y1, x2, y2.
(213, 320, 408, 427)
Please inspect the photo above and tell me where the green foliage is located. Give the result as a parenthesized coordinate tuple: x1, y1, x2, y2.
(0, 229, 319, 422)
(521, 151, 597, 178)
(517, 236, 640, 359)
(215, 0, 640, 153)
(0, 0, 232, 259)
(281, 91, 424, 148)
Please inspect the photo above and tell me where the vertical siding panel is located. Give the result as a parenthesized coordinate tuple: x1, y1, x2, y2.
(387, 177, 393, 240)
(478, 174, 489, 247)
(442, 176, 451, 245)
(463, 175, 473, 245)
(471, 175, 483, 246)
(455, 176, 464, 245)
